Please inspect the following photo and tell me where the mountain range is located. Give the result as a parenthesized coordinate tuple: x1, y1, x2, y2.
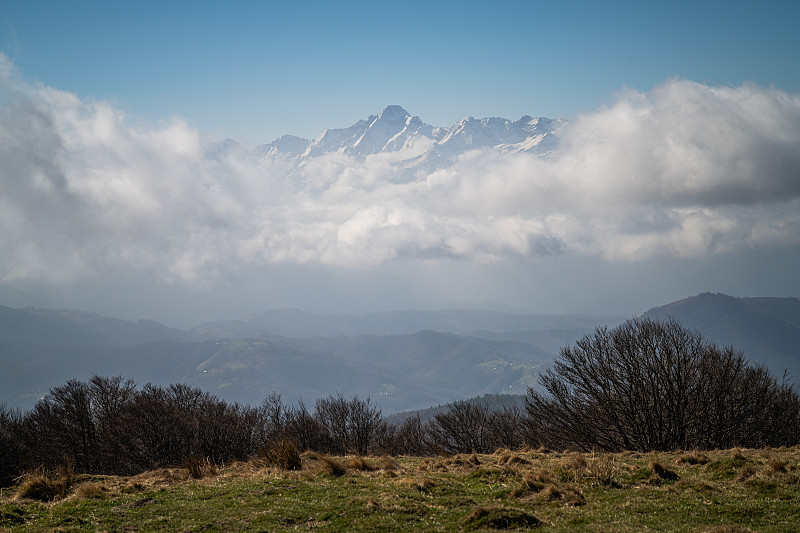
(205, 105, 566, 187)
(1, 293, 798, 413)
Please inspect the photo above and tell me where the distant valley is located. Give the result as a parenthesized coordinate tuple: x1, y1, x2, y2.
(1, 293, 798, 414)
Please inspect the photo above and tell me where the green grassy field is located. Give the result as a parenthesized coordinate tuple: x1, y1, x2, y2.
(2, 447, 799, 532)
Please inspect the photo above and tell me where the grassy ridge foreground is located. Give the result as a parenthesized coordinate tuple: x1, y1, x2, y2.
(2, 447, 799, 532)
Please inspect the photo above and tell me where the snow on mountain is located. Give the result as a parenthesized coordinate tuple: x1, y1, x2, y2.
(213, 107, 568, 188)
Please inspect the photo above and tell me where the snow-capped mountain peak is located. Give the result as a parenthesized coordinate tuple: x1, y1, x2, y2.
(240, 107, 566, 188)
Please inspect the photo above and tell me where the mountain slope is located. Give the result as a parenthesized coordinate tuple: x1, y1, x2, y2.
(223, 106, 567, 189)
(0, 306, 565, 412)
(195, 308, 617, 339)
(644, 293, 800, 379)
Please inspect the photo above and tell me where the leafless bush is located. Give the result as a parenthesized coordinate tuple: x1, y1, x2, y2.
(526, 317, 800, 452)
(427, 401, 493, 454)
(314, 394, 383, 455)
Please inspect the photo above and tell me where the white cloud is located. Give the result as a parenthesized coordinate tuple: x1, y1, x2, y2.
(1, 57, 799, 288)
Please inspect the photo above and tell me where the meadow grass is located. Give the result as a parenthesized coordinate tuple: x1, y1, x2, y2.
(2, 447, 799, 532)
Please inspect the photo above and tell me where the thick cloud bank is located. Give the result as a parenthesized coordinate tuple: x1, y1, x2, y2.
(1, 55, 799, 287)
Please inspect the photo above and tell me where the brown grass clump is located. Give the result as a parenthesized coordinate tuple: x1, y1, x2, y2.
(677, 450, 711, 465)
(347, 456, 376, 471)
(496, 453, 532, 467)
(736, 465, 758, 482)
(416, 477, 436, 493)
(768, 458, 790, 474)
(374, 455, 399, 472)
(510, 468, 557, 498)
(564, 453, 588, 470)
(648, 459, 679, 483)
(304, 452, 347, 477)
(75, 482, 110, 499)
(731, 451, 748, 462)
(700, 526, 754, 533)
(537, 483, 586, 506)
(587, 455, 620, 487)
(260, 438, 302, 471)
(554, 453, 589, 482)
(539, 483, 562, 501)
(15, 461, 76, 502)
(184, 454, 216, 479)
(464, 505, 540, 530)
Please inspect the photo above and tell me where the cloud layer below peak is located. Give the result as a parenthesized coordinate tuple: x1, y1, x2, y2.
(1, 60, 799, 287)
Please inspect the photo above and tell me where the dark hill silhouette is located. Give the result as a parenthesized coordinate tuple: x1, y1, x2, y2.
(644, 293, 800, 380)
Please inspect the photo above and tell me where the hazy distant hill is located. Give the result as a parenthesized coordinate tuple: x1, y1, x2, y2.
(644, 293, 800, 380)
(3, 296, 797, 414)
(194, 308, 617, 339)
(0, 306, 199, 344)
(0, 305, 578, 412)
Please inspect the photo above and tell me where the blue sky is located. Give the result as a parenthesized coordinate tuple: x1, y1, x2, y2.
(3, 1, 798, 144)
(1, 1, 799, 324)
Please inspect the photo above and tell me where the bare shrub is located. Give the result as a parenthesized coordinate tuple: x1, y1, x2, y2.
(314, 394, 382, 455)
(526, 317, 800, 452)
(428, 401, 493, 454)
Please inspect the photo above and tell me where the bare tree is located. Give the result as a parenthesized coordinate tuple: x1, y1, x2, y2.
(527, 317, 800, 451)
(427, 401, 493, 454)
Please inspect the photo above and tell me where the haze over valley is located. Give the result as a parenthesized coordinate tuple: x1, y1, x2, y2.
(1, 2, 799, 414)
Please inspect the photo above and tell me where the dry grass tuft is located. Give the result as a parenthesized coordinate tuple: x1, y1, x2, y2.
(15, 462, 76, 502)
(649, 459, 679, 482)
(464, 505, 540, 530)
(260, 438, 302, 471)
(347, 456, 376, 471)
(587, 455, 620, 487)
(374, 455, 399, 472)
(564, 453, 588, 470)
(75, 482, 110, 499)
(509, 467, 559, 498)
(184, 455, 216, 479)
(537, 483, 585, 505)
(510, 477, 546, 498)
(496, 453, 532, 467)
(731, 451, 748, 462)
(736, 465, 758, 482)
(304, 451, 347, 477)
(539, 483, 562, 501)
(416, 477, 436, 493)
(768, 458, 790, 474)
(677, 451, 711, 465)
(700, 526, 754, 533)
